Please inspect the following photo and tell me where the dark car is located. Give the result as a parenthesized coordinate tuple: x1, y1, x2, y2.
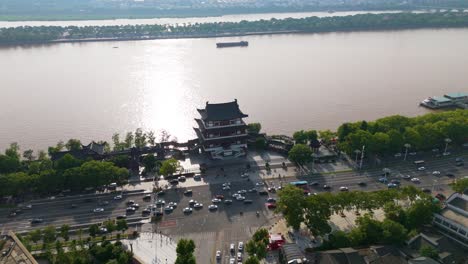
(390, 179, 401, 185)
(244, 200, 253, 204)
(83, 198, 93, 203)
(421, 188, 431, 193)
(142, 209, 151, 215)
(31, 218, 43, 224)
(156, 191, 166, 196)
(116, 215, 127, 220)
(70, 204, 78, 209)
(358, 182, 367, 186)
(435, 193, 446, 200)
(446, 173, 455, 177)
(169, 179, 179, 185)
(309, 181, 319, 186)
(143, 194, 152, 201)
(258, 189, 269, 195)
(154, 211, 164, 217)
(323, 185, 331, 190)
(184, 190, 193, 196)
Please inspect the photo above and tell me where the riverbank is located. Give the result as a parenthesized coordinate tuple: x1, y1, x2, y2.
(2, 12, 468, 46)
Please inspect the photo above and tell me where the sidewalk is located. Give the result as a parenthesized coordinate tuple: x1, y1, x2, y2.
(122, 232, 177, 264)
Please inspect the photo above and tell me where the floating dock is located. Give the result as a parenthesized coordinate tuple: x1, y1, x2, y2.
(420, 92, 468, 109)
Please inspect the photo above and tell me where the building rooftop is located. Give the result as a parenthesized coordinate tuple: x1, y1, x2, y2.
(197, 99, 248, 121)
(0, 232, 38, 264)
(448, 196, 468, 211)
(444, 92, 468, 99)
(440, 208, 468, 227)
(430, 96, 452, 103)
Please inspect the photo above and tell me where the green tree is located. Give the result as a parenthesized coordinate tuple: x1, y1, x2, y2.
(277, 185, 305, 230)
(383, 202, 406, 225)
(452, 178, 468, 193)
(318, 130, 336, 145)
(288, 144, 312, 164)
(104, 220, 116, 233)
(5, 142, 20, 159)
(134, 128, 147, 148)
(124, 132, 134, 148)
(254, 137, 267, 149)
(43, 225, 57, 244)
(327, 230, 350, 248)
(381, 219, 407, 245)
(29, 229, 42, 244)
(89, 224, 99, 237)
(159, 158, 180, 176)
(22, 149, 35, 161)
(60, 224, 70, 241)
(405, 199, 439, 230)
(56, 153, 82, 171)
(353, 214, 382, 245)
(252, 228, 269, 245)
(0, 154, 21, 174)
(420, 245, 439, 259)
(305, 130, 318, 141)
(147, 131, 156, 146)
(247, 123, 262, 134)
(293, 130, 308, 144)
(116, 219, 128, 232)
(175, 239, 196, 264)
(244, 256, 260, 264)
(66, 139, 82, 151)
(142, 154, 157, 173)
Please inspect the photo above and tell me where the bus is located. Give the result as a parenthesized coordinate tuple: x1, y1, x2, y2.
(413, 160, 425, 165)
(289, 181, 310, 194)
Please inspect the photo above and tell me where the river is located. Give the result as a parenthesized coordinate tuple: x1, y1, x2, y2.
(1, 28, 468, 151)
(0, 10, 410, 28)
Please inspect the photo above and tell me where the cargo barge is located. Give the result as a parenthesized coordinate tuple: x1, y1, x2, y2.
(216, 41, 248, 48)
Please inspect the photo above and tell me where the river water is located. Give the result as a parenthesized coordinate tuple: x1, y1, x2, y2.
(1, 28, 468, 151)
(0, 10, 409, 28)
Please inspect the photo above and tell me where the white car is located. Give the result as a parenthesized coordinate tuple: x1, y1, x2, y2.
(168, 202, 178, 208)
(93, 208, 104, 213)
(194, 203, 203, 209)
(208, 205, 218, 210)
(222, 182, 231, 187)
(113, 195, 123, 200)
(212, 198, 222, 203)
(229, 258, 235, 264)
(411, 178, 420, 183)
(236, 196, 245, 201)
(409, 152, 417, 156)
(432, 171, 441, 175)
(443, 152, 451, 156)
(183, 207, 192, 214)
(237, 252, 243, 261)
(241, 173, 249, 178)
(216, 250, 221, 259)
(417, 167, 426, 171)
(394, 153, 402, 157)
(339, 186, 349, 191)
(164, 206, 174, 212)
(255, 182, 265, 186)
(232, 193, 240, 198)
(237, 190, 247, 194)
(222, 186, 231, 191)
(238, 242, 244, 252)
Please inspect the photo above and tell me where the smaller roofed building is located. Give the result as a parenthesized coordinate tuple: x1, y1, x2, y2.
(432, 192, 468, 248)
(194, 100, 249, 160)
(50, 141, 107, 161)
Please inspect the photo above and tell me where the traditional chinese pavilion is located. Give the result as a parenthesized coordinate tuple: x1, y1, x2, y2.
(194, 100, 249, 160)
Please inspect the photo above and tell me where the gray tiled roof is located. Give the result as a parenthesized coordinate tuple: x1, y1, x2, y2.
(197, 100, 248, 121)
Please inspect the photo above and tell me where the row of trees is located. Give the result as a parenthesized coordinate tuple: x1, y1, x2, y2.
(244, 228, 269, 264)
(337, 110, 468, 156)
(277, 185, 440, 248)
(0, 143, 129, 197)
(2, 12, 468, 44)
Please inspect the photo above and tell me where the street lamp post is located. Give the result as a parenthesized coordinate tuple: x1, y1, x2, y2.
(444, 138, 452, 154)
(404, 143, 411, 161)
(354, 149, 361, 167)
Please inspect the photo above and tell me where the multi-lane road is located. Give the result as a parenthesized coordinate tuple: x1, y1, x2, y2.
(0, 152, 466, 263)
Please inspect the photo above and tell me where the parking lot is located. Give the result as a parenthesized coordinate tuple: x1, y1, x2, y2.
(153, 178, 277, 264)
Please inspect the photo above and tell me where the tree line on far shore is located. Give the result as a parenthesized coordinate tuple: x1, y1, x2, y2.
(2, 12, 468, 44)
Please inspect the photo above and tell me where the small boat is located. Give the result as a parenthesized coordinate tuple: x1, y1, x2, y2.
(216, 41, 248, 48)
(113, 46, 119, 49)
